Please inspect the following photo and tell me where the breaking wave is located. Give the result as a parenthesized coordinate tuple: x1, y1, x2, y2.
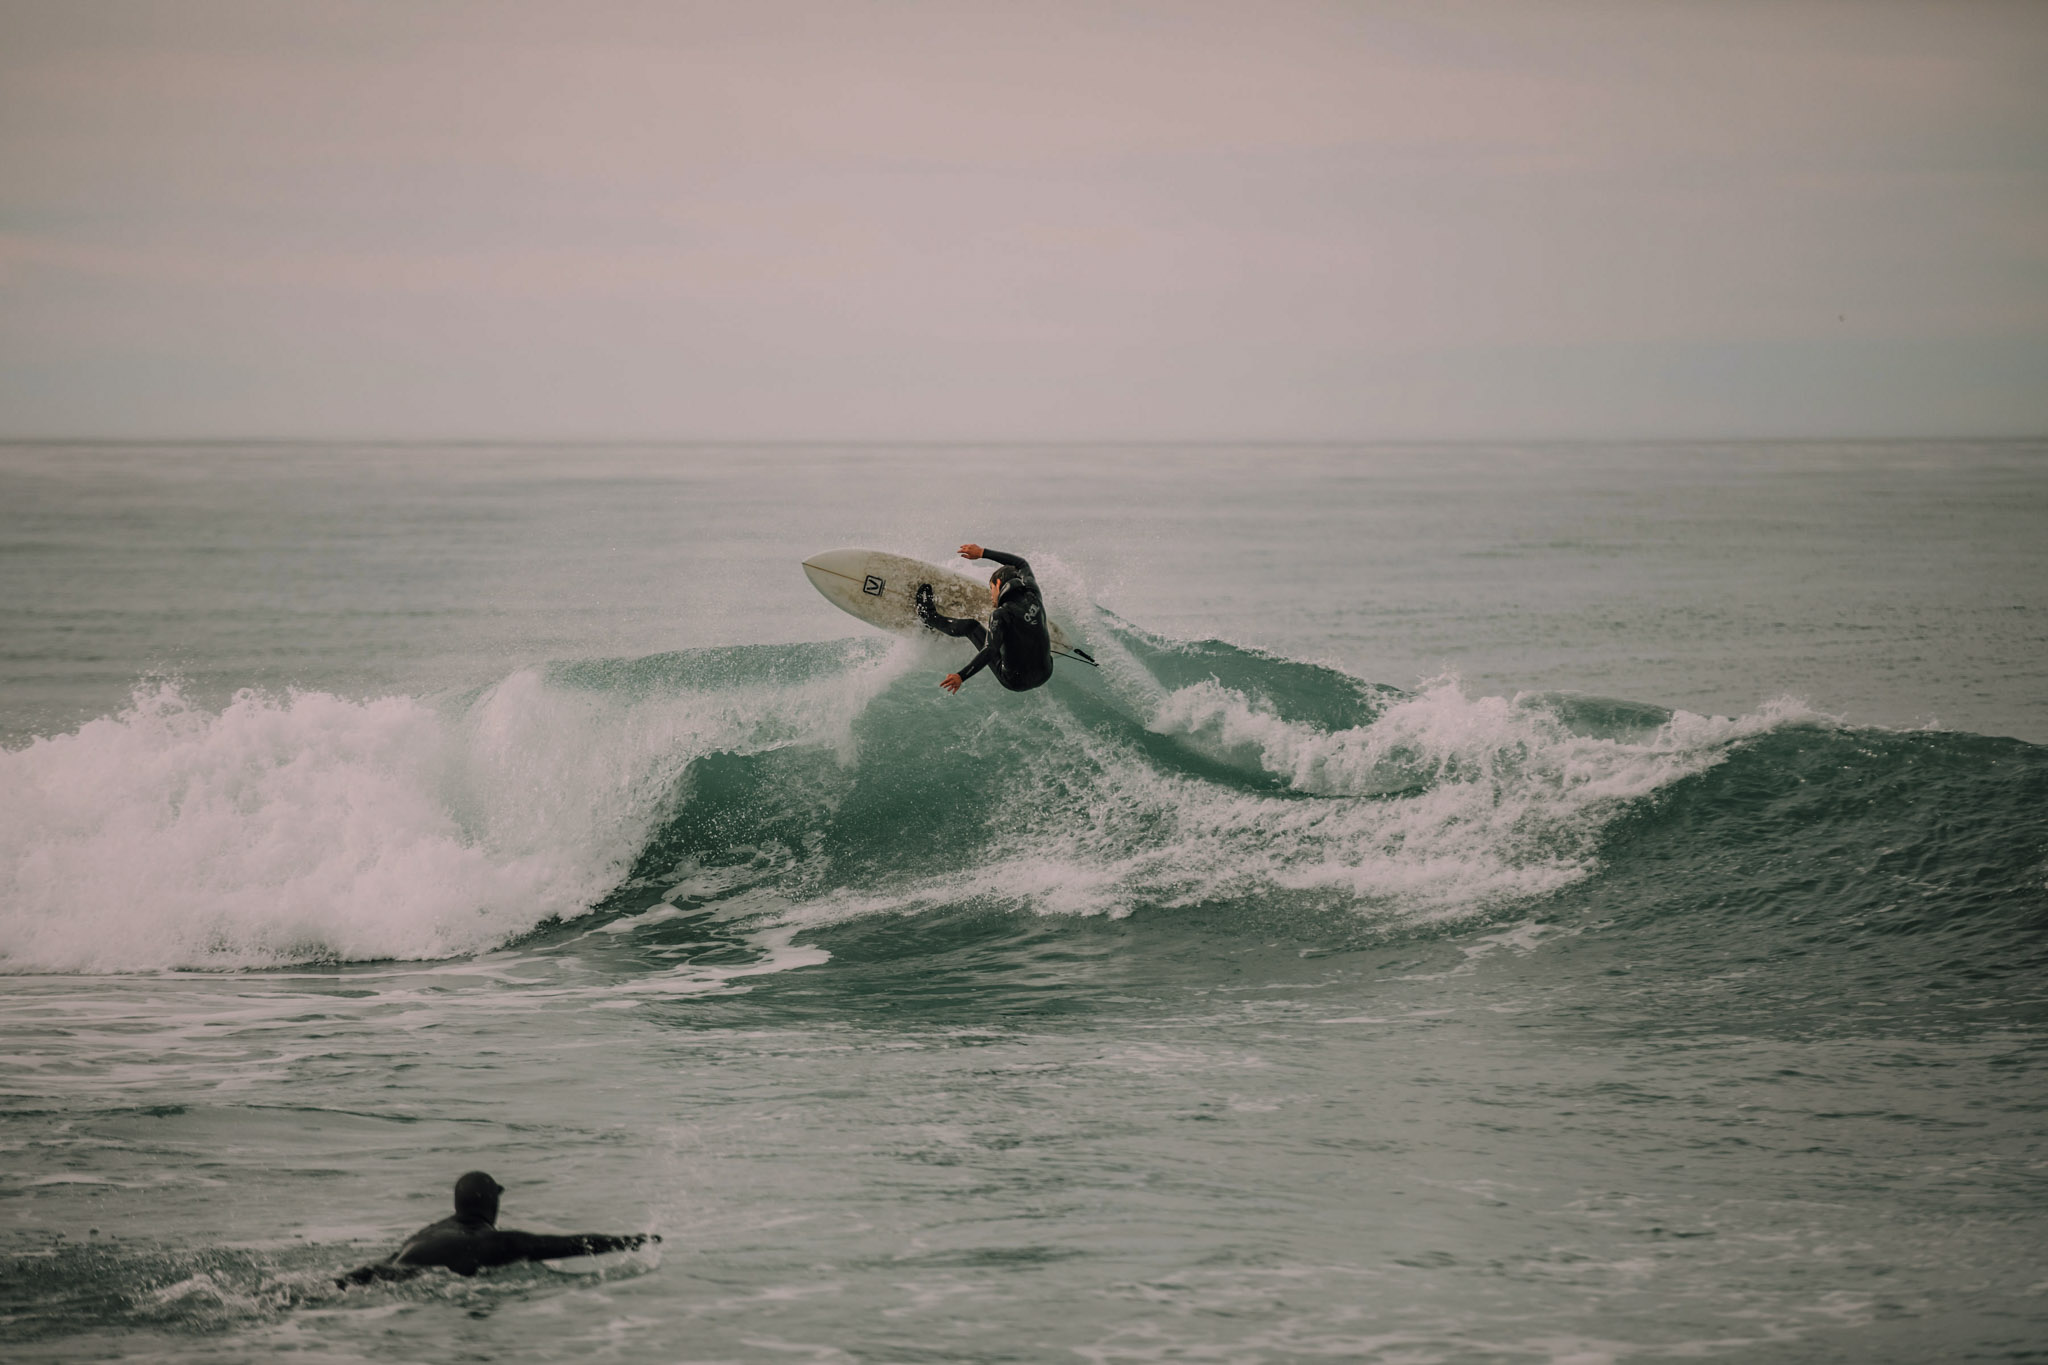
(9, 614, 2035, 974)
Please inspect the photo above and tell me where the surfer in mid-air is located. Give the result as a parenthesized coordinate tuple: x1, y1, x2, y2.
(918, 544, 1054, 695)
(336, 1171, 656, 1285)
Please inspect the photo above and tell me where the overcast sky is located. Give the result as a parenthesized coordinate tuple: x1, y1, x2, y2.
(2, 0, 2043, 440)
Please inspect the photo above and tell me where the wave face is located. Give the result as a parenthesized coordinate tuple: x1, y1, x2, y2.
(4, 621, 2041, 974)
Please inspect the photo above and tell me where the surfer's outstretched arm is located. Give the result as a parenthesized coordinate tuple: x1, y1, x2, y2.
(943, 642, 996, 693)
(964, 545, 1032, 575)
(955, 644, 996, 685)
(497, 1230, 655, 1263)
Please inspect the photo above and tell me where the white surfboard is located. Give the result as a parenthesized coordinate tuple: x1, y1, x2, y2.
(801, 548, 1095, 665)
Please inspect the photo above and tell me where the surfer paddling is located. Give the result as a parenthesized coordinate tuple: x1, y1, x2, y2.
(918, 544, 1055, 695)
(336, 1171, 655, 1285)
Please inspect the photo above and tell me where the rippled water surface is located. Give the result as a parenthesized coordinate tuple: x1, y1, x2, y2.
(2, 443, 2045, 1363)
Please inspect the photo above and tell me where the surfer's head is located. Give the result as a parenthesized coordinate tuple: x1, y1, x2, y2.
(990, 564, 1021, 603)
(453, 1171, 504, 1224)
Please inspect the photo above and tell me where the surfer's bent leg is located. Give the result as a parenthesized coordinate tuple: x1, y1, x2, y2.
(916, 585, 986, 648)
(935, 617, 987, 649)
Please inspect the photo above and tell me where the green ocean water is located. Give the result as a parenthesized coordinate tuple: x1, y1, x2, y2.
(2, 442, 2045, 1363)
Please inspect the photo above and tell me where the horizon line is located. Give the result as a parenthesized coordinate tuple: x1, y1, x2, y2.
(4, 433, 2045, 448)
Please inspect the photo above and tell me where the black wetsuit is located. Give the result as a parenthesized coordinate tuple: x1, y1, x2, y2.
(338, 1172, 652, 1285)
(924, 549, 1054, 692)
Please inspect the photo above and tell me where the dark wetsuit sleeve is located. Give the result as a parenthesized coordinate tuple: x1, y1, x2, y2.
(497, 1230, 649, 1262)
(955, 635, 999, 684)
(979, 548, 1031, 574)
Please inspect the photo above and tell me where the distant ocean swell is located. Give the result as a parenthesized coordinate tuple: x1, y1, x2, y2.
(3, 619, 2039, 974)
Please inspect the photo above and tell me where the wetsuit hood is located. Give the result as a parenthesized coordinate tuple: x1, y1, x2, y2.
(453, 1171, 503, 1224)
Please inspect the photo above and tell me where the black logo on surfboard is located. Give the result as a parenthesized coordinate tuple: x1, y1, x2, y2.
(863, 575, 885, 596)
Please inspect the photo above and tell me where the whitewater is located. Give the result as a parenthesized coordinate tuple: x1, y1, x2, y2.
(2, 442, 2044, 1363)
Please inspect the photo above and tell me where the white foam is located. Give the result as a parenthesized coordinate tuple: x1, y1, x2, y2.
(0, 649, 904, 973)
(1127, 681, 1818, 916)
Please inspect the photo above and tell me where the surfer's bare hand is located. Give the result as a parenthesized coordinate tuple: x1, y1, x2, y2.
(940, 673, 963, 694)
(958, 544, 984, 561)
